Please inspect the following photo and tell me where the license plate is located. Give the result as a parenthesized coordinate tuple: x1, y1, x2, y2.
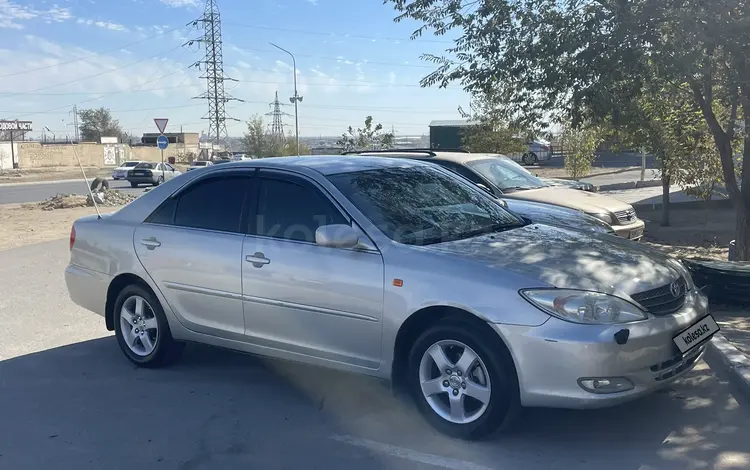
(673, 314, 720, 354)
(133, 171, 145, 176)
(629, 228, 644, 239)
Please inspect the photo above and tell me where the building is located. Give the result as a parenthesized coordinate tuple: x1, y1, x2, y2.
(428, 120, 479, 150)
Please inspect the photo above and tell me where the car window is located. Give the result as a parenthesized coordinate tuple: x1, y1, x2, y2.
(254, 176, 347, 243)
(165, 164, 175, 171)
(468, 158, 549, 191)
(431, 160, 487, 186)
(328, 166, 524, 246)
(123, 161, 139, 167)
(162, 176, 250, 233)
(135, 162, 156, 170)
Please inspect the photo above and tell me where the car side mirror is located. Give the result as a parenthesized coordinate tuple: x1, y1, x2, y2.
(315, 224, 360, 249)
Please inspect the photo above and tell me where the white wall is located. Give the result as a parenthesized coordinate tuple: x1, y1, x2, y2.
(0, 142, 17, 170)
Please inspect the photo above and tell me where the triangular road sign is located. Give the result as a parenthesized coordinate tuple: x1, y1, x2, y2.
(154, 118, 169, 134)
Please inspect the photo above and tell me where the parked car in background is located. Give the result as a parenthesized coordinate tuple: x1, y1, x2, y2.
(126, 162, 181, 187)
(112, 161, 146, 180)
(522, 139, 553, 165)
(186, 160, 213, 172)
(351, 149, 645, 240)
(66, 155, 713, 440)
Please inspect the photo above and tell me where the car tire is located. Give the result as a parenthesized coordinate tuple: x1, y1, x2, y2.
(130, 182, 138, 188)
(113, 284, 184, 368)
(90, 177, 110, 192)
(407, 320, 520, 440)
(522, 152, 538, 165)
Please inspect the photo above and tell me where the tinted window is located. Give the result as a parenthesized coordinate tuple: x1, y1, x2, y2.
(328, 166, 524, 246)
(123, 162, 140, 167)
(431, 161, 487, 186)
(255, 177, 347, 243)
(135, 162, 156, 169)
(172, 176, 249, 233)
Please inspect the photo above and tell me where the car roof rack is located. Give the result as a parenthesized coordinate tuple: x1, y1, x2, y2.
(341, 148, 470, 156)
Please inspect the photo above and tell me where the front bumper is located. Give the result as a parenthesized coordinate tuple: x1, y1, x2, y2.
(493, 289, 709, 409)
(612, 218, 645, 240)
(112, 170, 127, 179)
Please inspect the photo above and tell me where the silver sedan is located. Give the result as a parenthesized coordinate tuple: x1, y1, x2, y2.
(65, 156, 717, 439)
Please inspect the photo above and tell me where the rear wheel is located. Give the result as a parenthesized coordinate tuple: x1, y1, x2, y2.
(522, 152, 538, 165)
(130, 182, 138, 188)
(154, 175, 164, 186)
(113, 284, 184, 368)
(407, 321, 520, 439)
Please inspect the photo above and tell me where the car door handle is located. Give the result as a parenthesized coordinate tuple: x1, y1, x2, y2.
(140, 237, 161, 250)
(245, 252, 270, 268)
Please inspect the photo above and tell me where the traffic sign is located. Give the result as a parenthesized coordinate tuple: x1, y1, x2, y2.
(154, 118, 168, 134)
(157, 135, 169, 150)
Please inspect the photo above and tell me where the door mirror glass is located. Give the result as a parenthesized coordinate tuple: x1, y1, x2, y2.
(315, 224, 359, 249)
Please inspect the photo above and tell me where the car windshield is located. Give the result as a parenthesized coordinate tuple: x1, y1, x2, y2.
(328, 166, 525, 246)
(134, 162, 156, 169)
(468, 157, 549, 191)
(122, 162, 140, 167)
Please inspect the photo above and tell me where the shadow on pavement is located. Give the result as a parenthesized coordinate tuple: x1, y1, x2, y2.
(1, 338, 748, 469)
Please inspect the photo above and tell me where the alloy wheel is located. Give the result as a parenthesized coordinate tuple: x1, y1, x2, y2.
(119, 295, 159, 356)
(418, 339, 491, 424)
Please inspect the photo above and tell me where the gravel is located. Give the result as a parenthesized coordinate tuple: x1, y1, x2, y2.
(35, 189, 138, 211)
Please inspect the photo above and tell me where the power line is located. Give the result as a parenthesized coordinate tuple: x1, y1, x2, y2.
(0, 26, 185, 79)
(231, 45, 437, 69)
(223, 22, 453, 44)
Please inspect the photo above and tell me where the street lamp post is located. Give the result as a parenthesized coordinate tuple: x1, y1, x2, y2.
(270, 43, 303, 155)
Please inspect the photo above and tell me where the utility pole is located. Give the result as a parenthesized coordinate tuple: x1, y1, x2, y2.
(185, 0, 243, 148)
(270, 43, 303, 155)
(70, 105, 80, 142)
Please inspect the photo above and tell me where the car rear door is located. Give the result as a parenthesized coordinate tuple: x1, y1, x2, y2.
(241, 169, 385, 370)
(134, 171, 254, 339)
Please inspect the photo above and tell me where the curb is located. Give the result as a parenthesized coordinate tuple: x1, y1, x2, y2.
(597, 180, 662, 191)
(0, 177, 113, 187)
(704, 333, 750, 403)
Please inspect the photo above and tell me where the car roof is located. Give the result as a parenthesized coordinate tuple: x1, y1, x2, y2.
(353, 150, 510, 165)
(198, 155, 432, 176)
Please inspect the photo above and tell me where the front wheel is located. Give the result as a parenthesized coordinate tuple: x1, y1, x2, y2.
(113, 284, 184, 368)
(522, 152, 538, 165)
(407, 321, 520, 440)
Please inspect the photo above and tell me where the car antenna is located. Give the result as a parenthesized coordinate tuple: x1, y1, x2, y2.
(71, 143, 102, 219)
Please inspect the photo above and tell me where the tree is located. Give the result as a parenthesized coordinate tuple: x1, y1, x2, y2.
(562, 124, 602, 180)
(242, 114, 310, 157)
(336, 116, 394, 152)
(78, 107, 125, 142)
(386, 0, 750, 259)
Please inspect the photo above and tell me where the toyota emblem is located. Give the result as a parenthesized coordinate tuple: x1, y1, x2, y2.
(670, 280, 682, 297)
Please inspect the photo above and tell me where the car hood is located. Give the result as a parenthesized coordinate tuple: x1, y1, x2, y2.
(417, 224, 681, 296)
(503, 186, 632, 215)
(503, 199, 612, 234)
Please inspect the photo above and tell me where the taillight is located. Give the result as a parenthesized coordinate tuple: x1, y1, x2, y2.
(69, 225, 76, 251)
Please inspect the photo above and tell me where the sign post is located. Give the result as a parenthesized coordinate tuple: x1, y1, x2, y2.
(154, 119, 169, 182)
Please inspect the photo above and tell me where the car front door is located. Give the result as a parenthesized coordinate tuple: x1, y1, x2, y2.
(134, 172, 253, 339)
(241, 169, 385, 370)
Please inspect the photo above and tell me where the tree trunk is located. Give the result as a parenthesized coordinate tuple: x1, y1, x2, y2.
(662, 172, 671, 226)
(735, 207, 750, 261)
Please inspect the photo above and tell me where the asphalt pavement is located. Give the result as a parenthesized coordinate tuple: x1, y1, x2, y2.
(1, 239, 749, 469)
(0, 178, 144, 205)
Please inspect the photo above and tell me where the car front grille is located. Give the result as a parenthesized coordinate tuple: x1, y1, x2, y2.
(650, 345, 704, 381)
(630, 277, 687, 316)
(614, 208, 637, 224)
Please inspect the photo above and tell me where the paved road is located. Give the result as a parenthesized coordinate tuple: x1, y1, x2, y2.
(1, 240, 749, 469)
(0, 178, 145, 205)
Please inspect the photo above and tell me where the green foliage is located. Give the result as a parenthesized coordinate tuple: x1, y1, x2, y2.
(242, 114, 310, 157)
(461, 123, 525, 154)
(336, 116, 394, 152)
(78, 108, 126, 143)
(562, 125, 602, 180)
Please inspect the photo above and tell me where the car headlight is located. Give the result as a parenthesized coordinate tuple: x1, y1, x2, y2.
(588, 212, 614, 224)
(520, 289, 648, 324)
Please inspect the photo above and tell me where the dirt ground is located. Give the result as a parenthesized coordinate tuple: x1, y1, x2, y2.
(533, 166, 639, 179)
(0, 167, 112, 184)
(639, 206, 735, 261)
(0, 204, 123, 252)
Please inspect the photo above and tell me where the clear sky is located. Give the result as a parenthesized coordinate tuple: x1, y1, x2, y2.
(0, 0, 470, 140)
